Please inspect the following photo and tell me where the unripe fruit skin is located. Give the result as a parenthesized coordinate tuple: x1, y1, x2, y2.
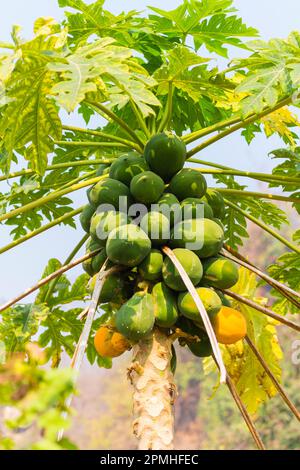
(162, 248, 203, 291)
(130, 171, 165, 204)
(80, 204, 95, 233)
(202, 189, 225, 219)
(214, 306, 247, 344)
(169, 168, 207, 201)
(109, 152, 148, 185)
(178, 287, 222, 323)
(152, 282, 178, 328)
(140, 211, 170, 246)
(156, 192, 181, 227)
(115, 292, 155, 341)
(144, 132, 186, 182)
(89, 178, 133, 210)
(202, 256, 239, 289)
(106, 224, 151, 267)
(138, 249, 163, 281)
(90, 210, 130, 245)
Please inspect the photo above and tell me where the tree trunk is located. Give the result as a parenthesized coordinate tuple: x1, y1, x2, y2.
(129, 328, 176, 450)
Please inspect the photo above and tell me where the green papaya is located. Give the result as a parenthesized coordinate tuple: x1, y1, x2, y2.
(181, 198, 213, 220)
(162, 248, 203, 292)
(140, 211, 170, 246)
(138, 249, 163, 281)
(115, 292, 155, 341)
(82, 238, 102, 276)
(169, 168, 207, 201)
(156, 193, 181, 227)
(178, 287, 222, 323)
(89, 178, 133, 211)
(144, 132, 186, 182)
(175, 317, 212, 357)
(80, 204, 95, 233)
(152, 282, 178, 328)
(130, 171, 165, 204)
(106, 224, 151, 267)
(91, 248, 109, 274)
(216, 290, 232, 307)
(90, 210, 130, 244)
(109, 152, 148, 185)
(202, 256, 239, 289)
(171, 218, 224, 258)
(201, 189, 225, 219)
(89, 272, 127, 304)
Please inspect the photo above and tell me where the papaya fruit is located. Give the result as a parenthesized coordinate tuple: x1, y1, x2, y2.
(138, 249, 163, 281)
(175, 317, 212, 357)
(152, 282, 178, 328)
(94, 326, 130, 358)
(90, 210, 130, 244)
(162, 248, 203, 291)
(181, 198, 213, 220)
(169, 168, 207, 201)
(115, 292, 155, 341)
(91, 248, 108, 274)
(80, 204, 95, 233)
(140, 211, 170, 246)
(156, 192, 181, 227)
(106, 224, 151, 267)
(89, 271, 127, 304)
(109, 152, 148, 185)
(214, 306, 247, 344)
(201, 189, 225, 219)
(144, 132, 186, 182)
(88, 178, 133, 211)
(202, 256, 239, 289)
(82, 238, 102, 276)
(178, 287, 222, 324)
(171, 218, 224, 258)
(130, 171, 165, 204)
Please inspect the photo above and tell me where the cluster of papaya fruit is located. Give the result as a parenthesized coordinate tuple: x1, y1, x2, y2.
(80, 132, 247, 360)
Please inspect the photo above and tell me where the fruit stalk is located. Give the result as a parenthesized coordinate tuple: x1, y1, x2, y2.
(129, 328, 176, 450)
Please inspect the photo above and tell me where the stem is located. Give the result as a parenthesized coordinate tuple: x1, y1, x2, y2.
(0, 175, 105, 223)
(163, 246, 226, 383)
(130, 99, 150, 139)
(212, 356, 266, 451)
(0, 207, 84, 255)
(224, 199, 300, 255)
(86, 101, 144, 150)
(186, 95, 293, 156)
(158, 82, 173, 133)
(216, 188, 299, 204)
(221, 247, 300, 303)
(222, 289, 300, 333)
(43, 234, 89, 304)
(58, 261, 115, 442)
(0, 249, 101, 313)
(62, 125, 141, 151)
(54, 140, 128, 149)
(0, 160, 114, 183)
(190, 165, 300, 185)
(129, 328, 175, 450)
(245, 336, 300, 422)
(183, 115, 242, 144)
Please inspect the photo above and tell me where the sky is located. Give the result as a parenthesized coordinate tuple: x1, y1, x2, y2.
(1, 0, 300, 300)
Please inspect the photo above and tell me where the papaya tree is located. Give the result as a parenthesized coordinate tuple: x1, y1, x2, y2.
(1, 0, 300, 450)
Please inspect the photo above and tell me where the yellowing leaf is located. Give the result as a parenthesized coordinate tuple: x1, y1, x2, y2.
(261, 107, 300, 148)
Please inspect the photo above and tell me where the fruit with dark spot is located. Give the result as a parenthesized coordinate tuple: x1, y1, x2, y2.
(169, 168, 207, 200)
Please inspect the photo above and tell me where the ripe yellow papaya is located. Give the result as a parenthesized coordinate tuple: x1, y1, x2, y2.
(94, 326, 130, 358)
(214, 306, 247, 344)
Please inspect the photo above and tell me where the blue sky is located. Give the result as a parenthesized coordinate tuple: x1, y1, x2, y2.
(1, 0, 300, 300)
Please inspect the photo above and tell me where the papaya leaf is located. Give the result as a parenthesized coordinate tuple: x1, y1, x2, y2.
(229, 268, 283, 414)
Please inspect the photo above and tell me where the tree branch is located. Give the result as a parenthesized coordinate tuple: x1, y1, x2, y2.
(0, 207, 84, 255)
(222, 289, 300, 333)
(0, 249, 101, 313)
